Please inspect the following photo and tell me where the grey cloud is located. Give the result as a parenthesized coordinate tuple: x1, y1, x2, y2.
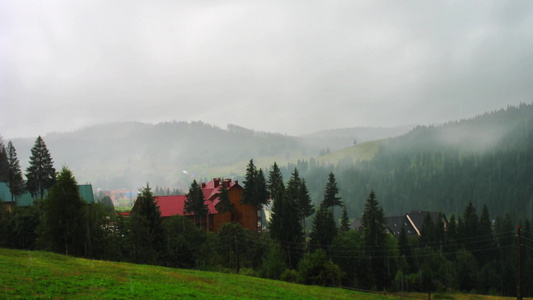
(1, 1, 533, 138)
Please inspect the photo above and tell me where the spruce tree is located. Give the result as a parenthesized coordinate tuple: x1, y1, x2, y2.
(285, 168, 301, 203)
(445, 214, 458, 254)
(38, 167, 85, 256)
(457, 201, 479, 252)
(268, 181, 303, 268)
(0, 137, 8, 182)
(25, 136, 56, 199)
(130, 183, 165, 264)
(242, 159, 257, 205)
(215, 179, 234, 224)
(339, 204, 350, 235)
(360, 190, 388, 289)
(267, 162, 283, 199)
(309, 202, 337, 252)
(242, 159, 268, 229)
(478, 204, 495, 265)
(7, 141, 25, 204)
(297, 179, 314, 234)
(322, 172, 342, 214)
(184, 180, 208, 229)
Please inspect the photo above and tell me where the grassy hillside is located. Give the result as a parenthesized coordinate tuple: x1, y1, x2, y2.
(0, 248, 384, 299)
(0, 248, 523, 299)
(315, 140, 382, 166)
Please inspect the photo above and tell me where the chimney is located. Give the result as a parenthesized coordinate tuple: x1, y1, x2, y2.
(201, 182, 206, 188)
(214, 178, 220, 188)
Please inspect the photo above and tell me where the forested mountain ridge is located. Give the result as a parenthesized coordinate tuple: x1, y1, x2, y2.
(6, 103, 532, 220)
(10, 121, 308, 189)
(9, 121, 406, 190)
(285, 103, 533, 221)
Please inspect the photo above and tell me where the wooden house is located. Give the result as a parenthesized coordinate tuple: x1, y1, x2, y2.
(144, 178, 258, 233)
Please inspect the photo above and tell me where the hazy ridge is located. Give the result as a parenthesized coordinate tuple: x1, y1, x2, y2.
(9, 121, 407, 190)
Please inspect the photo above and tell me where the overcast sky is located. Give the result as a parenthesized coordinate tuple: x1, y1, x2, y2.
(2, 1, 533, 139)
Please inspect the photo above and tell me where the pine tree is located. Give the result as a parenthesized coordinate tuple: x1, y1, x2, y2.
(25, 136, 56, 199)
(445, 214, 458, 254)
(242, 159, 268, 230)
(322, 172, 342, 214)
(242, 159, 257, 205)
(268, 181, 303, 268)
(360, 190, 388, 289)
(130, 183, 165, 264)
(477, 204, 495, 265)
(309, 202, 337, 252)
(457, 201, 479, 252)
(7, 141, 25, 204)
(184, 180, 209, 229)
(285, 168, 301, 204)
(297, 179, 314, 235)
(0, 137, 8, 182)
(339, 204, 350, 235)
(256, 169, 268, 206)
(267, 162, 283, 199)
(37, 167, 85, 256)
(420, 213, 435, 248)
(215, 179, 234, 224)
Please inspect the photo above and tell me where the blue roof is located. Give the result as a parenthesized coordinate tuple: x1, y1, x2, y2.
(0, 182, 95, 206)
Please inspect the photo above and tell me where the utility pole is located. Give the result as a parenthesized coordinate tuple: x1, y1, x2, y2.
(517, 225, 522, 300)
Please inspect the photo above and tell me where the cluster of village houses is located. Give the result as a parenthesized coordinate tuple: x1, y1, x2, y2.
(1, 178, 446, 236)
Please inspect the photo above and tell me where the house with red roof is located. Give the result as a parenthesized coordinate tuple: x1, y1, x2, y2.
(137, 178, 258, 233)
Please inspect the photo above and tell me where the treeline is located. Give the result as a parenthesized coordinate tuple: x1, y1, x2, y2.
(2, 157, 532, 296)
(276, 103, 533, 221)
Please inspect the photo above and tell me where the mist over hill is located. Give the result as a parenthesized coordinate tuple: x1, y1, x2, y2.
(284, 103, 533, 220)
(7, 103, 533, 220)
(9, 121, 407, 190)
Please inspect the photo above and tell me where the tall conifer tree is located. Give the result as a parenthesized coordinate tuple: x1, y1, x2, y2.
(215, 179, 234, 224)
(309, 202, 337, 252)
(0, 137, 8, 182)
(7, 141, 25, 204)
(130, 183, 165, 264)
(297, 179, 314, 234)
(38, 167, 85, 256)
(0, 135, 9, 183)
(267, 162, 283, 199)
(360, 190, 388, 289)
(322, 172, 342, 214)
(184, 180, 208, 229)
(25, 136, 56, 199)
(242, 159, 268, 229)
(339, 204, 350, 235)
(268, 181, 303, 268)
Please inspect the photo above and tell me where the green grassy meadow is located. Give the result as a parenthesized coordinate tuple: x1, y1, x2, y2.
(0, 248, 387, 299)
(0, 248, 526, 300)
(316, 140, 381, 166)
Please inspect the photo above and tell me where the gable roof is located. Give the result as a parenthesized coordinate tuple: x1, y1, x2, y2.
(155, 178, 241, 218)
(351, 210, 447, 238)
(385, 215, 418, 237)
(405, 210, 448, 236)
(0, 182, 95, 206)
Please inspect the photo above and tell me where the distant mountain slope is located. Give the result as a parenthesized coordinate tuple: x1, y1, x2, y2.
(11, 121, 319, 189)
(315, 140, 382, 166)
(9, 121, 417, 191)
(300, 125, 413, 151)
(289, 103, 533, 220)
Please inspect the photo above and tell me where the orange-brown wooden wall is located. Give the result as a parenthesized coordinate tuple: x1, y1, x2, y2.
(212, 185, 258, 233)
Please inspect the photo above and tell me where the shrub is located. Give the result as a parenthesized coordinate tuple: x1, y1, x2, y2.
(296, 249, 342, 287)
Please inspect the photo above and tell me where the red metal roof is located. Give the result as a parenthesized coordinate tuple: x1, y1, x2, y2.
(155, 178, 241, 217)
